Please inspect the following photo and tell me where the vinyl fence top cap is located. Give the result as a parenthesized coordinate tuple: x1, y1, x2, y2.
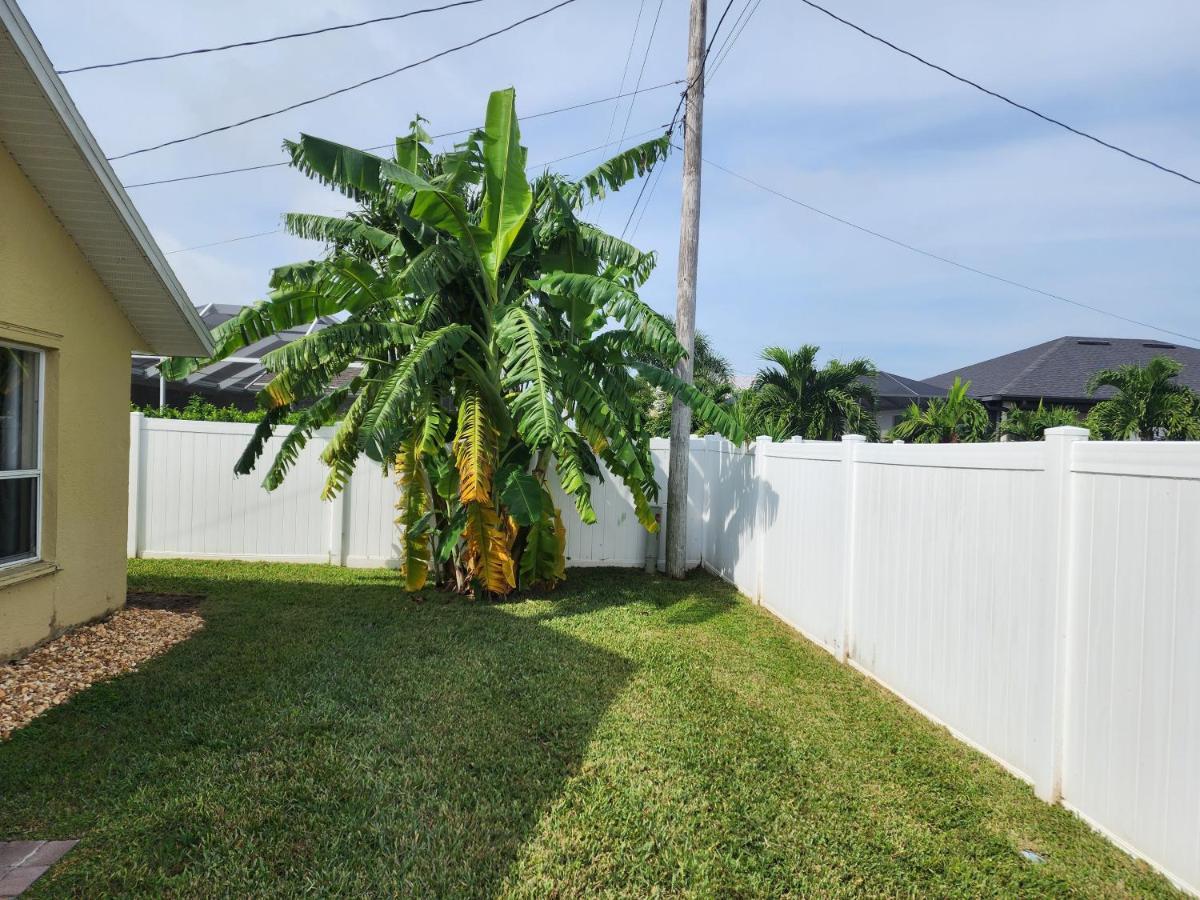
(1045, 426, 1091, 438)
(841, 434, 868, 443)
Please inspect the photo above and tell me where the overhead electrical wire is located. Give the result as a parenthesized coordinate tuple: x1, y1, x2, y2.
(165, 229, 284, 255)
(122, 80, 683, 188)
(706, 0, 765, 85)
(629, 151, 669, 238)
(163, 125, 671, 256)
(622, 0, 739, 238)
(107, 0, 581, 161)
(795, 0, 1200, 188)
(696, 149, 1200, 343)
(703, 0, 754, 81)
(612, 0, 667, 160)
(595, 0, 649, 166)
(57, 0, 489, 74)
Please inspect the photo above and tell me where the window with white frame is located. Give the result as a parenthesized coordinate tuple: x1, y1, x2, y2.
(0, 342, 42, 568)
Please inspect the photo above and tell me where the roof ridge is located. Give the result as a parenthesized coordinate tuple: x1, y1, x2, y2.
(998, 336, 1070, 395)
(877, 371, 917, 397)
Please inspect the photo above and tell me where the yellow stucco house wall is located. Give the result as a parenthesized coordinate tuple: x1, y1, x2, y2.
(0, 1, 210, 659)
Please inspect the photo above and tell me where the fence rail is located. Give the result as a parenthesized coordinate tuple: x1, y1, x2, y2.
(127, 414, 1199, 895)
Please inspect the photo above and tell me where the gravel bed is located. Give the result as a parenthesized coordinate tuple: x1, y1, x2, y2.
(0, 605, 202, 740)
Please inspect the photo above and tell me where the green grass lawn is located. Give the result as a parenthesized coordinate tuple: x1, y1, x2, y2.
(0, 561, 1177, 897)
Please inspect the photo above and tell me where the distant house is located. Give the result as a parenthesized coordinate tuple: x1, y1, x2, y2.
(925, 336, 1200, 418)
(1, 0, 211, 659)
(131, 303, 342, 411)
(867, 371, 946, 432)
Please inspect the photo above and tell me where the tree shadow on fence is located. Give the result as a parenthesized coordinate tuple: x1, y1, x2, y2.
(701, 446, 780, 584)
(0, 570, 636, 897)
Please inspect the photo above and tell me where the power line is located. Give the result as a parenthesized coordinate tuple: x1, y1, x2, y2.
(595, 0, 648, 166)
(57, 0, 488, 74)
(165, 229, 283, 255)
(623, 0, 737, 238)
(666, 0, 738, 138)
(707, 0, 765, 84)
(613, 0, 666, 158)
(536, 124, 671, 170)
(698, 150, 1200, 343)
(107, 0, 581, 161)
(122, 80, 682, 188)
(703, 0, 753, 79)
(164, 127, 671, 256)
(795, 0, 1200, 189)
(629, 148, 669, 238)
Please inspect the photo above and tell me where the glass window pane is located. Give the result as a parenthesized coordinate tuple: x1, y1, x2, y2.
(0, 476, 37, 565)
(0, 346, 39, 471)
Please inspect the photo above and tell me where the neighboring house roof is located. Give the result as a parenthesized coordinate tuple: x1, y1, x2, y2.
(868, 371, 946, 403)
(925, 336, 1200, 402)
(132, 303, 352, 398)
(0, 0, 210, 357)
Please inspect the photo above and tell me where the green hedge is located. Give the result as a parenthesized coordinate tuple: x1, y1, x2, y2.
(131, 395, 300, 424)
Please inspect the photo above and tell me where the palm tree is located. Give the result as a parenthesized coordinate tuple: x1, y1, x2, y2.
(888, 377, 989, 443)
(742, 345, 879, 441)
(998, 401, 1081, 441)
(1085, 356, 1200, 440)
(163, 88, 742, 596)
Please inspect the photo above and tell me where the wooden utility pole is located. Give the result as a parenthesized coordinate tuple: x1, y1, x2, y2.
(665, 0, 707, 579)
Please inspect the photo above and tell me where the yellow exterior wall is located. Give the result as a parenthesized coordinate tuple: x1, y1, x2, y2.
(0, 143, 147, 659)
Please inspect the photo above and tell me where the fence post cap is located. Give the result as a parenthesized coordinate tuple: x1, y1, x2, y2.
(892, 439, 904, 444)
(1044, 426, 1090, 440)
(755, 434, 773, 443)
(841, 434, 867, 444)
(790, 435, 804, 443)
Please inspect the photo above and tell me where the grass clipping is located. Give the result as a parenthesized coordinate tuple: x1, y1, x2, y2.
(1, 605, 202, 740)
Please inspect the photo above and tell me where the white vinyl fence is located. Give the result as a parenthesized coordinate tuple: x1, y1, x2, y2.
(127, 415, 702, 570)
(127, 414, 1199, 894)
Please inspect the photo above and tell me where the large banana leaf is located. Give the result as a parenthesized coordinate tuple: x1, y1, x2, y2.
(496, 306, 561, 448)
(530, 272, 682, 362)
(286, 135, 386, 201)
(454, 391, 498, 504)
(500, 469, 545, 527)
(396, 433, 432, 591)
(573, 134, 671, 205)
(462, 501, 516, 594)
(636, 364, 747, 444)
(478, 88, 533, 295)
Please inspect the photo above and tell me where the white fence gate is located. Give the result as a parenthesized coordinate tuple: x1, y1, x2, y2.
(127, 414, 1199, 894)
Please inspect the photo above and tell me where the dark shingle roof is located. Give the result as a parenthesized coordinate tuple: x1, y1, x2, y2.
(133, 303, 342, 396)
(868, 371, 947, 402)
(925, 336, 1200, 401)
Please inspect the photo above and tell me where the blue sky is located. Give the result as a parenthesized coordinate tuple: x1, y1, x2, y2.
(22, 0, 1200, 380)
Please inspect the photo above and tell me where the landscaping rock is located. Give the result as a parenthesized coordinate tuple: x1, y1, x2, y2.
(0, 606, 202, 740)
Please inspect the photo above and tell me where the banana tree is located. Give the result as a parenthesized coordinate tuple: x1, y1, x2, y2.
(163, 88, 743, 596)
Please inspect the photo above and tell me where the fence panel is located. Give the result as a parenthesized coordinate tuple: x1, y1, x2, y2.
(756, 440, 846, 653)
(127, 415, 1200, 893)
(137, 419, 333, 563)
(848, 442, 1059, 791)
(701, 439, 761, 596)
(1063, 442, 1200, 894)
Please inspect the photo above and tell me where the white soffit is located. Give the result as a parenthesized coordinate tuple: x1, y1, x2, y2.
(0, 0, 212, 356)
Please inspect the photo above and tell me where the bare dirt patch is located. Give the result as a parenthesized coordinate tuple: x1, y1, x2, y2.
(0, 604, 203, 740)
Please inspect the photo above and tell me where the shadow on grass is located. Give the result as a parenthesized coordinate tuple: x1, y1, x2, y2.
(522, 566, 739, 628)
(0, 568, 636, 897)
